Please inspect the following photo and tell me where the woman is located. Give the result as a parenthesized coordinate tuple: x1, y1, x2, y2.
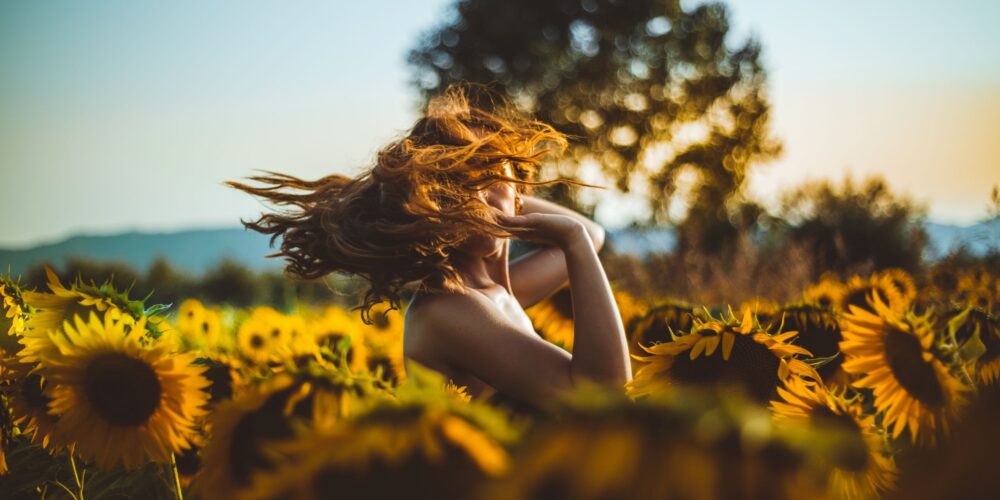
(228, 84, 631, 409)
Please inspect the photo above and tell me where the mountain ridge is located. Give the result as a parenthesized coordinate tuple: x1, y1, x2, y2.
(1, 219, 996, 276)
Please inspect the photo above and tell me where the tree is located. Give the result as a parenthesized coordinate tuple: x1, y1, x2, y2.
(778, 175, 928, 276)
(408, 0, 781, 250)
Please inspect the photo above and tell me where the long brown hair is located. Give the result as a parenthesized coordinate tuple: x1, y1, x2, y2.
(227, 83, 574, 322)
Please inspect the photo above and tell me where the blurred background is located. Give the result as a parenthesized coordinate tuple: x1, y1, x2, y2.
(1, 0, 997, 307)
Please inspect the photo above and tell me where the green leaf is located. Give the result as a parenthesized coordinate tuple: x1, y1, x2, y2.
(958, 328, 987, 365)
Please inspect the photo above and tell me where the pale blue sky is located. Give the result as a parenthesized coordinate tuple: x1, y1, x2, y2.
(1, 0, 998, 248)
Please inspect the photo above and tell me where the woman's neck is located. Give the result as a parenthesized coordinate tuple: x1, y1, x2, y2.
(451, 241, 512, 294)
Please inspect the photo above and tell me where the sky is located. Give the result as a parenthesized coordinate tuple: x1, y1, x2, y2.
(1, 0, 997, 248)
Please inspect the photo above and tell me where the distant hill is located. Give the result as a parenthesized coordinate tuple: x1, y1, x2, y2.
(0, 228, 283, 277)
(1, 219, 996, 276)
(923, 217, 1000, 259)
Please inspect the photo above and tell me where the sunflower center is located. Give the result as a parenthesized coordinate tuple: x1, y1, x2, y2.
(669, 333, 781, 403)
(785, 309, 843, 378)
(884, 327, 945, 409)
(83, 352, 162, 427)
(368, 356, 399, 384)
(372, 312, 391, 330)
(811, 406, 869, 472)
(202, 363, 234, 403)
(844, 288, 874, 312)
(250, 334, 265, 349)
(21, 373, 52, 409)
(632, 306, 694, 347)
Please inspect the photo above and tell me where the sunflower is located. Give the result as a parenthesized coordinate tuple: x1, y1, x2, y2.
(879, 268, 918, 306)
(626, 300, 696, 351)
(40, 311, 211, 469)
(488, 387, 825, 500)
(176, 298, 224, 349)
(841, 274, 905, 315)
(270, 313, 327, 371)
(739, 297, 781, 332)
(525, 286, 575, 350)
(0, 354, 67, 453)
(840, 295, 969, 445)
(0, 279, 27, 336)
(778, 303, 847, 384)
(947, 306, 1000, 384)
(803, 278, 847, 311)
(360, 301, 406, 345)
(364, 335, 407, 386)
(236, 306, 290, 365)
(310, 306, 369, 374)
(193, 367, 375, 499)
(769, 376, 896, 499)
(627, 309, 818, 403)
(243, 378, 515, 500)
(17, 266, 135, 365)
(192, 375, 301, 499)
(195, 352, 247, 404)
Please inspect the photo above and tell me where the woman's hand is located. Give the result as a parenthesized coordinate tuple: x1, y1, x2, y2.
(498, 213, 588, 249)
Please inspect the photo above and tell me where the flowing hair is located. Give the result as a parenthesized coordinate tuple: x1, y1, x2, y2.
(226, 83, 577, 322)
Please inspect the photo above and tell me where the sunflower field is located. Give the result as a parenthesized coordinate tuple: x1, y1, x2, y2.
(1, 264, 998, 499)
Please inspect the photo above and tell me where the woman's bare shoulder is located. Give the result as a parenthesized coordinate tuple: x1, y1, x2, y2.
(406, 290, 471, 345)
(406, 289, 486, 331)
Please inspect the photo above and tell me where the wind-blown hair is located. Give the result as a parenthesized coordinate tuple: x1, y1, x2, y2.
(227, 83, 571, 322)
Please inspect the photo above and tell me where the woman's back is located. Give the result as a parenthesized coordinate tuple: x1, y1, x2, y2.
(403, 285, 542, 401)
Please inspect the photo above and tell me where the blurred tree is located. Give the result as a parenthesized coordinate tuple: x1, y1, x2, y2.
(144, 257, 194, 307)
(778, 175, 928, 276)
(408, 0, 781, 253)
(200, 258, 261, 307)
(26, 258, 141, 295)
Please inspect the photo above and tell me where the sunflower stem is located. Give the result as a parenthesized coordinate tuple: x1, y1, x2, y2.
(169, 451, 185, 500)
(50, 480, 78, 500)
(68, 453, 84, 500)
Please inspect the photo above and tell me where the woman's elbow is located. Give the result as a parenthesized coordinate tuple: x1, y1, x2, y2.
(589, 223, 606, 251)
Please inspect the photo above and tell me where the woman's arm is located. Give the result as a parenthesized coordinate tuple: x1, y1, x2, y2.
(419, 214, 631, 406)
(508, 195, 606, 308)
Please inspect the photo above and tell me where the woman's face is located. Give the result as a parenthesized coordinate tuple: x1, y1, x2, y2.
(457, 161, 517, 257)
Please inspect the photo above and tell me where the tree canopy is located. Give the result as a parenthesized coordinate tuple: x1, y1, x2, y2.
(408, 0, 781, 244)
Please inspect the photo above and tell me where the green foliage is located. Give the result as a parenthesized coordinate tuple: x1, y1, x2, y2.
(408, 0, 781, 232)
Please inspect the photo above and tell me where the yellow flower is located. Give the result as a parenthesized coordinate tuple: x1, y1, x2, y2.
(739, 297, 781, 332)
(0, 354, 68, 453)
(803, 278, 847, 311)
(879, 268, 918, 306)
(947, 306, 1000, 385)
(310, 306, 369, 373)
(18, 266, 129, 365)
(627, 300, 696, 353)
(236, 306, 289, 365)
(840, 294, 970, 445)
(488, 388, 825, 500)
(41, 311, 211, 469)
(243, 400, 512, 500)
(193, 369, 374, 499)
(841, 274, 905, 315)
(778, 304, 847, 385)
(0, 281, 27, 336)
(627, 308, 818, 403)
(770, 376, 896, 499)
(176, 299, 224, 348)
(525, 287, 575, 350)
